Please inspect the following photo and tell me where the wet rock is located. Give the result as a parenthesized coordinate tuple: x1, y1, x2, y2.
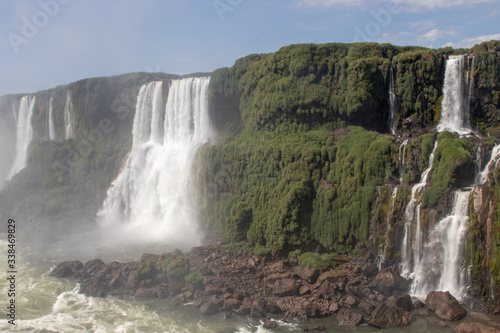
(370, 270, 396, 296)
(345, 295, 357, 306)
(358, 300, 376, 315)
(135, 285, 167, 298)
(413, 299, 425, 309)
(272, 279, 300, 297)
(264, 301, 282, 314)
(263, 320, 278, 329)
(50, 260, 84, 278)
(425, 291, 467, 321)
(200, 300, 219, 316)
(454, 322, 500, 333)
(361, 261, 379, 277)
(222, 298, 241, 312)
(337, 308, 363, 327)
(303, 324, 326, 331)
(367, 303, 412, 328)
(388, 294, 413, 312)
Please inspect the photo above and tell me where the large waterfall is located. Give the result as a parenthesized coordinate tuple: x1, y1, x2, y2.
(49, 95, 56, 140)
(7, 96, 36, 180)
(400, 142, 437, 278)
(437, 55, 473, 134)
(97, 77, 213, 245)
(64, 90, 74, 140)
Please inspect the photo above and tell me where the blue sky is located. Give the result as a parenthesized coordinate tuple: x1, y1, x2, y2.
(0, 0, 499, 96)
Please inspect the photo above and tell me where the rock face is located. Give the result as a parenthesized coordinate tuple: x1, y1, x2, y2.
(425, 291, 467, 321)
(454, 322, 500, 333)
(367, 304, 412, 328)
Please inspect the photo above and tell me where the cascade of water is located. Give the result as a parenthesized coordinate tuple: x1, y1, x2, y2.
(411, 144, 500, 300)
(400, 141, 438, 278)
(64, 90, 73, 140)
(437, 55, 472, 134)
(412, 191, 471, 299)
(388, 66, 397, 135)
(7, 96, 36, 180)
(97, 77, 213, 245)
(49, 95, 56, 140)
(476, 145, 500, 185)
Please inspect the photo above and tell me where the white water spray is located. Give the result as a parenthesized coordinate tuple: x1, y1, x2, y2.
(49, 95, 56, 140)
(437, 55, 473, 134)
(64, 90, 73, 140)
(7, 96, 36, 180)
(97, 77, 213, 245)
(400, 142, 437, 278)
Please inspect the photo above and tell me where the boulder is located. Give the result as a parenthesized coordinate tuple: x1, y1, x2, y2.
(50, 261, 83, 278)
(303, 324, 326, 331)
(337, 308, 363, 327)
(454, 322, 500, 333)
(425, 291, 467, 321)
(272, 279, 300, 297)
(200, 300, 219, 316)
(263, 320, 278, 329)
(370, 270, 397, 296)
(222, 298, 241, 312)
(368, 304, 412, 328)
(293, 266, 320, 284)
(388, 294, 413, 312)
(134, 285, 167, 298)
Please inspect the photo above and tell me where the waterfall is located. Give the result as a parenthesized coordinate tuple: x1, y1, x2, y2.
(64, 90, 73, 140)
(476, 145, 500, 185)
(7, 96, 36, 180)
(412, 191, 471, 299)
(49, 95, 56, 140)
(437, 55, 473, 134)
(388, 66, 397, 135)
(411, 145, 500, 300)
(400, 141, 438, 278)
(97, 77, 213, 245)
(378, 186, 399, 270)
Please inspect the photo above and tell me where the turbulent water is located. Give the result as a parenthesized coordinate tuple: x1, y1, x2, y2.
(97, 77, 213, 246)
(437, 55, 472, 134)
(0, 241, 451, 333)
(7, 96, 36, 180)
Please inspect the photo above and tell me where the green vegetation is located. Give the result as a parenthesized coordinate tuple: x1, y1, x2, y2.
(422, 132, 474, 207)
(134, 261, 155, 281)
(185, 272, 204, 286)
(164, 256, 190, 278)
(298, 252, 336, 270)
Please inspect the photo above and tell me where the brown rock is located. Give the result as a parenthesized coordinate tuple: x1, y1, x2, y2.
(345, 295, 357, 306)
(454, 322, 500, 333)
(264, 301, 282, 314)
(388, 294, 413, 312)
(134, 285, 167, 298)
(293, 266, 320, 284)
(222, 298, 241, 312)
(367, 304, 412, 328)
(303, 324, 326, 331)
(425, 291, 467, 321)
(263, 320, 278, 329)
(358, 300, 376, 315)
(50, 261, 84, 278)
(272, 279, 300, 297)
(200, 300, 219, 316)
(371, 270, 396, 296)
(337, 308, 363, 327)
(329, 302, 340, 313)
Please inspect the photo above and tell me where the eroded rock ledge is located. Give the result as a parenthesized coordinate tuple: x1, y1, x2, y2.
(50, 244, 500, 331)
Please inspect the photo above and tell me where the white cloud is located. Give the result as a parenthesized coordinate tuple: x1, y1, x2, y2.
(417, 28, 459, 43)
(408, 20, 436, 32)
(293, 0, 497, 11)
(445, 33, 500, 48)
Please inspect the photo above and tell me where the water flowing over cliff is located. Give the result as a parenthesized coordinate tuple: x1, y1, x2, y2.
(437, 55, 474, 134)
(97, 77, 212, 244)
(64, 90, 74, 140)
(7, 96, 35, 180)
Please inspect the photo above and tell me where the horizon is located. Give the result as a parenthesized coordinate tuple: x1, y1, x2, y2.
(1, 0, 499, 96)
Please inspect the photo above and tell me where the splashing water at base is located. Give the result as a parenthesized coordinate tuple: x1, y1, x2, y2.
(97, 78, 213, 246)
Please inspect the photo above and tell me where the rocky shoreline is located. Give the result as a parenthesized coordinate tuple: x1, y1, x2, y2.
(50, 244, 500, 332)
